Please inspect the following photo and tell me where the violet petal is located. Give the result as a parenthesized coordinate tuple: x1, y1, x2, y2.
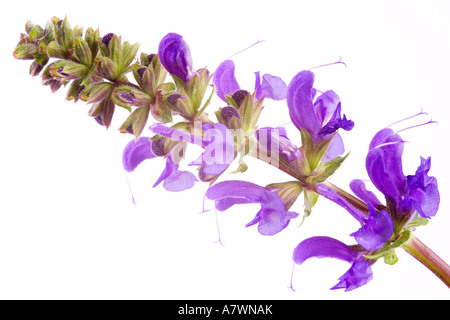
(350, 202, 394, 251)
(122, 137, 156, 172)
(293, 236, 360, 265)
(213, 60, 240, 102)
(330, 260, 373, 292)
(349, 179, 381, 207)
(286, 70, 322, 136)
(158, 33, 194, 82)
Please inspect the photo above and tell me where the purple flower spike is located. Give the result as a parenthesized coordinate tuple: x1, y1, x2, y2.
(292, 236, 373, 291)
(158, 33, 194, 83)
(213, 60, 241, 102)
(350, 202, 394, 251)
(122, 137, 157, 172)
(205, 180, 298, 236)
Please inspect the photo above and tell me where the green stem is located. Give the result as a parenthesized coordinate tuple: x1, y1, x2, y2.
(402, 234, 450, 288)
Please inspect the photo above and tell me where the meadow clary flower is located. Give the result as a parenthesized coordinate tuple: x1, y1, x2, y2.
(149, 122, 236, 179)
(286, 70, 354, 162)
(255, 127, 303, 162)
(291, 183, 394, 291)
(205, 180, 298, 236)
(317, 184, 394, 251)
(122, 136, 197, 192)
(122, 137, 157, 172)
(287, 70, 354, 141)
(363, 127, 440, 219)
(292, 236, 373, 292)
(213, 59, 287, 102)
(158, 33, 194, 83)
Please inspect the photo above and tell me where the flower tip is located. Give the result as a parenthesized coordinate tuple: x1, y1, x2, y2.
(158, 32, 193, 82)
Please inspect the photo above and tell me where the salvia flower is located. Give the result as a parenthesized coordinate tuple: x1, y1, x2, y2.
(122, 136, 197, 192)
(292, 236, 373, 291)
(152, 152, 198, 192)
(158, 33, 194, 83)
(291, 183, 394, 291)
(317, 184, 394, 251)
(287, 70, 354, 142)
(122, 136, 157, 172)
(213, 59, 287, 102)
(206, 180, 298, 236)
(255, 127, 303, 163)
(149, 122, 236, 180)
(363, 125, 440, 224)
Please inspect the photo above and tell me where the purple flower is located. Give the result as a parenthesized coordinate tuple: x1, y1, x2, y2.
(205, 180, 298, 236)
(365, 127, 440, 219)
(213, 59, 287, 102)
(286, 70, 354, 159)
(350, 202, 394, 251)
(190, 123, 235, 175)
(122, 136, 197, 192)
(149, 122, 236, 179)
(158, 33, 194, 83)
(122, 137, 157, 172)
(317, 183, 394, 250)
(152, 152, 198, 192)
(292, 236, 373, 291)
(255, 127, 303, 162)
(293, 183, 392, 291)
(254, 71, 288, 100)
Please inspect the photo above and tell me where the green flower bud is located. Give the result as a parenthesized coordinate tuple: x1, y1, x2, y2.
(50, 60, 89, 80)
(119, 106, 150, 139)
(74, 37, 93, 66)
(13, 44, 38, 60)
(88, 97, 115, 128)
(46, 41, 67, 59)
(85, 82, 113, 104)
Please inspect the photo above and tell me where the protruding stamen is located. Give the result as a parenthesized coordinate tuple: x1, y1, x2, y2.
(288, 262, 297, 292)
(387, 109, 428, 128)
(124, 171, 136, 206)
(395, 119, 438, 135)
(374, 140, 408, 150)
(214, 208, 224, 247)
(227, 39, 266, 60)
(309, 56, 347, 70)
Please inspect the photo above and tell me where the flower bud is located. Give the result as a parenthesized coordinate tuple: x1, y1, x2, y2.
(88, 97, 115, 128)
(231, 89, 249, 107)
(13, 44, 38, 60)
(50, 60, 88, 80)
(46, 41, 67, 59)
(158, 33, 194, 83)
(29, 61, 44, 77)
(166, 93, 194, 117)
(74, 37, 93, 66)
(86, 82, 113, 104)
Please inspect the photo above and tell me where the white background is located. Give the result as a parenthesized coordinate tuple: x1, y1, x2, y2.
(1, 0, 450, 300)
